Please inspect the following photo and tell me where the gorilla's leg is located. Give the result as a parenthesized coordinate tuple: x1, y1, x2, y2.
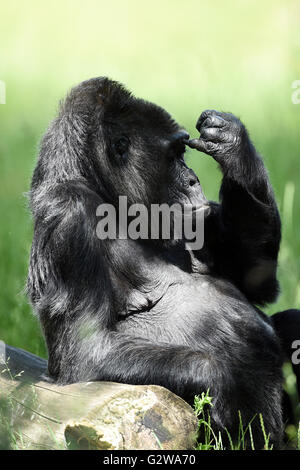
(272, 309, 300, 431)
(272, 309, 300, 394)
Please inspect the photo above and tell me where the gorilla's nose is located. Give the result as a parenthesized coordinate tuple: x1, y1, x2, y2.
(170, 130, 190, 144)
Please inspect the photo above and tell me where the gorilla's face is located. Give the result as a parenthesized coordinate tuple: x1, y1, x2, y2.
(91, 80, 207, 211)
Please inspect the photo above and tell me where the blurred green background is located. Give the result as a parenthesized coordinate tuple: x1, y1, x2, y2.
(0, 0, 299, 362)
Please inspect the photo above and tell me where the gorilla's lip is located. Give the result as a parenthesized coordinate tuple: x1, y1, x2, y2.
(183, 190, 209, 211)
(191, 204, 210, 211)
(182, 201, 210, 212)
(187, 204, 210, 212)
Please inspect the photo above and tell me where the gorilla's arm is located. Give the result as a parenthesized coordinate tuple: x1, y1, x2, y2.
(189, 111, 281, 305)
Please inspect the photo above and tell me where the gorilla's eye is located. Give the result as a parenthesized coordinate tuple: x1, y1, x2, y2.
(115, 136, 130, 157)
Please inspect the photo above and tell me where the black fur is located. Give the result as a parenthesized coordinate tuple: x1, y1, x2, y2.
(27, 77, 299, 448)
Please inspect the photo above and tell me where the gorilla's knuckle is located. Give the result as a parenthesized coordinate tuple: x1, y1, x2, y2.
(206, 141, 217, 152)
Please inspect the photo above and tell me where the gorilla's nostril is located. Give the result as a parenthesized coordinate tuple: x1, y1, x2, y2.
(188, 170, 199, 187)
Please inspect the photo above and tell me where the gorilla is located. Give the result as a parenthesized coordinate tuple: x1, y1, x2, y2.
(27, 77, 300, 448)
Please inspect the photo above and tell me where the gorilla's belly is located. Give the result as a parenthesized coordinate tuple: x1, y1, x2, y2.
(116, 274, 274, 348)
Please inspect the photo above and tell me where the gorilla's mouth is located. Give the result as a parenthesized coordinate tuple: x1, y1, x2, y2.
(170, 183, 208, 212)
(182, 202, 210, 219)
(185, 181, 208, 210)
(189, 203, 210, 211)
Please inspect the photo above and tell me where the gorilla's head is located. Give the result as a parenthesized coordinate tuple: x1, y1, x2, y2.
(44, 77, 207, 212)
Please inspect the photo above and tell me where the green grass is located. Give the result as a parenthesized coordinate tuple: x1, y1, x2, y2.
(0, 0, 299, 424)
(193, 391, 300, 450)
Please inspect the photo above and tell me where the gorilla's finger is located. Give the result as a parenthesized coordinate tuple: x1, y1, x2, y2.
(187, 138, 220, 155)
(196, 110, 225, 131)
(187, 138, 209, 152)
(200, 127, 226, 142)
(200, 116, 226, 130)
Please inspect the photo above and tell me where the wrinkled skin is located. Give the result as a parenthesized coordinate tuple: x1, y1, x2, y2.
(27, 78, 300, 449)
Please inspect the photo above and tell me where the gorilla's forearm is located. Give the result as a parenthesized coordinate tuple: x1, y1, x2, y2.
(217, 156, 281, 304)
(188, 110, 281, 304)
(219, 136, 281, 241)
(45, 318, 269, 442)
(46, 319, 223, 404)
(218, 135, 281, 304)
(218, 128, 278, 210)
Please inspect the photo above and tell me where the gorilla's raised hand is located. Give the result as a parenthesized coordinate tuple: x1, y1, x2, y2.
(187, 110, 252, 168)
